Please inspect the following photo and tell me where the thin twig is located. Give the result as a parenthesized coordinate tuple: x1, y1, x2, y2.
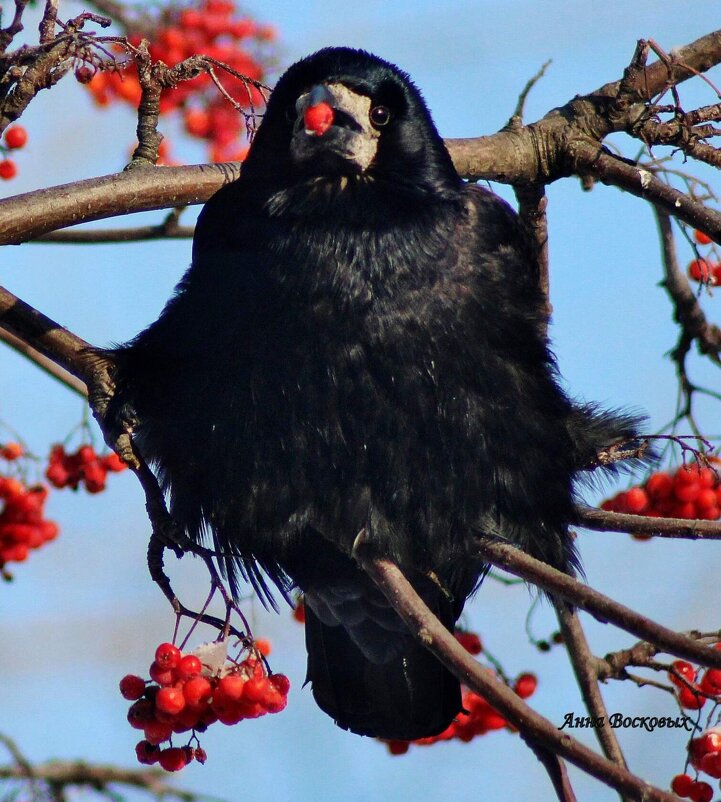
(555, 604, 630, 795)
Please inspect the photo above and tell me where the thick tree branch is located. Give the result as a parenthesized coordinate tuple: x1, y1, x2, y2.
(0, 163, 241, 245)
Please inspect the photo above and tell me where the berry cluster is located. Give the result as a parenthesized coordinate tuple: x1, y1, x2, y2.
(671, 772, 714, 802)
(122, 640, 289, 771)
(46, 444, 126, 493)
(668, 652, 721, 712)
(601, 464, 721, 523)
(688, 258, 721, 286)
(0, 478, 58, 568)
(687, 228, 720, 286)
(84, 0, 274, 163)
(0, 125, 28, 181)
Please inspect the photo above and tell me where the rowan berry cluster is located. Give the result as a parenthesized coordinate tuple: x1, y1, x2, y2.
(46, 444, 126, 493)
(687, 229, 721, 286)
(0, 478, 58, 568)
(84, 0, 274, 163)
(601, 464, 721, 522)
(671, 771, 714, 802)
(668, 652, 721, 712)
(671, 723, 721, 800)
(122, 639, 289, 771)
(0, 125, 28, 181)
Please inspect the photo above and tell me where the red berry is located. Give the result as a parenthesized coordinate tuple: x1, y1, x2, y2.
(304, 102, 334, 136)
(688, 258, 714, 282)
(255, 638, 272, 656)
(158, 746, 188, 772)
(102, 452, 127, 472)
(678, 684, 705, 710)
(1, 442, 23, 460)
(689, 780, 713, 802)
(645, 472, 673, 499)
(155, 686, 186, 716)
(669, 660, 696, 686)
(0, 159, 18, 180)
(292, 600, 306, 623)
(701, 668, 721, 693)
(135, 740, 161, 765)
(387, 740, 409, 755)
(694, 229, 713, 245)
(182, 675, 212, 708)
(514, 672, 538, 699)
(217, 674, 246, 701)
(269, 673, 290, 696)
(624, 487, 648, 514)
(155, 642, 181, 669)
(194, 746, 208, 764)
(143, 719, 174, 745)
(175, 654, 202, 680)
(4, 126, 28, 149)
(75, 66, 94, 83)
(119, 674, 146, 700)
(149, 660, 175, 686)
(127, 699, 155, 729)
(242, 676, 270, 703)
(671, 773, 693, 796)
(455, 630, 483, 655)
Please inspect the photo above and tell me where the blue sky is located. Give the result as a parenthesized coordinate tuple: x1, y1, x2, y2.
(2, 2, 721, 801)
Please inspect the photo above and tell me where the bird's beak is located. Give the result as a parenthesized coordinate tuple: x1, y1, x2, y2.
(291, 82, 380, 173)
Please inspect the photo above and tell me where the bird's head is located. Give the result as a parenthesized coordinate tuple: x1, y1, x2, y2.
(242, 47, 461, 198)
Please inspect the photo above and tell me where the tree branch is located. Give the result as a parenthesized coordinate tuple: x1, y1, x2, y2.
(0, 326, 87, 396)
(579, 505, 721, 539)
(555, 604, 630, 789)
(0, 163, 241, 245)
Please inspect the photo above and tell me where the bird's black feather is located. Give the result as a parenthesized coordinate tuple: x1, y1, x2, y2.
(108, 47, 643, 739)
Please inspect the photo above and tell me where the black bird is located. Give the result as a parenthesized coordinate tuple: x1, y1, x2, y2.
(108, 47, 641, 740)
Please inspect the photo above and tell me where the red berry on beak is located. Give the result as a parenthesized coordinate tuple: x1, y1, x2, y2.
(304, 102, 334, 136)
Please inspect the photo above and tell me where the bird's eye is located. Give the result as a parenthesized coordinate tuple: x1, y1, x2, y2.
(369, 105, 391, 128)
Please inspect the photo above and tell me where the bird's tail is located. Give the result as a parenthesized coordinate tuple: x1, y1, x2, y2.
(303, 570, 462, 741)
